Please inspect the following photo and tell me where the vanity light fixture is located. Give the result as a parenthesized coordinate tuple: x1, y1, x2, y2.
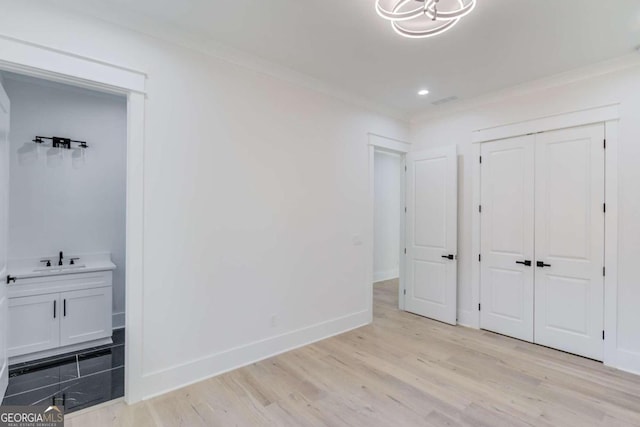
(32, 136, 89, 150)
(376, 0, 476, 39)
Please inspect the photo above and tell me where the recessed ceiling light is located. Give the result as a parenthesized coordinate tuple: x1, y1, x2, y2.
(418, 89, 430, 96)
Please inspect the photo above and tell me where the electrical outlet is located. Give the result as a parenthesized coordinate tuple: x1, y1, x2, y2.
(270, 314, 279, 328)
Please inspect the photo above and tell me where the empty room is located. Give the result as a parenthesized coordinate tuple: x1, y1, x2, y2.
(0, 1, 639, 426)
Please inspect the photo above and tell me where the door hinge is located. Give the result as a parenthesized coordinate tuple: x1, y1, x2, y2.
(479, 205, 482, 213)
(603, 203, 606, 213)
(479, 155, 482, 164)
(404, 206, 407, 213)
(478, 303, 481, 311)
(404, 248, 407, 255)
(405, 165, 407, 172)
(603, 266, 606, 277)
(478, 254, 481, 262)
(404, 289, 406, 295)
(604, 139, 606, 149)
(602, 330, 605, 340)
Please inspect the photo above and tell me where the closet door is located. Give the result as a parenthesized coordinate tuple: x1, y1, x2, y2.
(534, 124, 605, 360)
(480, 135, 535, 341)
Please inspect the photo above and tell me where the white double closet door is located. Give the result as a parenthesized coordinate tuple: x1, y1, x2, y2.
(480, 123, 605, 360)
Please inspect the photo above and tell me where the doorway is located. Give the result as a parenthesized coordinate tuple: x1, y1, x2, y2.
(0, 72, 127, 412)
(373, 150, 403, 285)
(368, 136, 459, 326)
(368, 134, 410, 314)
(0, 37, 145, 405)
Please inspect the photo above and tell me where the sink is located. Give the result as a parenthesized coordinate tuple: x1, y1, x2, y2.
(33, 264, 87, 273)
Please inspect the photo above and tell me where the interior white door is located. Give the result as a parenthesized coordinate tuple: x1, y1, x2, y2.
(534, 124, 605, 360)
(0, 80, 10, 401)
(480, 135, 535, 341)
(404, 146, 457, 325)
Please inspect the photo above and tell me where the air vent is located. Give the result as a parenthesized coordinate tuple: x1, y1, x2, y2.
(432, 96, 458, 106)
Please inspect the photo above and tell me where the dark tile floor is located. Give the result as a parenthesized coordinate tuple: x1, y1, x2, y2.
(1, 329, 125, 414)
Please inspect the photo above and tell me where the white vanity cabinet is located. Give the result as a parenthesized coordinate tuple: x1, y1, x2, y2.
(7, 270, 113, 362)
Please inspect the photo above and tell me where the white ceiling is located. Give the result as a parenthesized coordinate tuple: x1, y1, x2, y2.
(47, 0, 640, 118)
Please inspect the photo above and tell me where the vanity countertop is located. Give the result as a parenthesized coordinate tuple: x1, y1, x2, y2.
(8, 252, 116, 280)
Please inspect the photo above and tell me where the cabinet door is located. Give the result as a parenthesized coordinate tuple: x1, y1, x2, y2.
(8, 294, 60, 357)
(60, 287, 112, 347)
(480, 135, 535, 342)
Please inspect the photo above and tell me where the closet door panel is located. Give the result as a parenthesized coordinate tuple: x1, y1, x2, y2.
(534, 124, 605, 360)
(480, 135, 535, 341)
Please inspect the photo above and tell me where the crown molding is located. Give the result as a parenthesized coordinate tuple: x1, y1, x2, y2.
(188, 38, 409, 123)
(53, 4, 409, 123)
(410, 53, 640, 124)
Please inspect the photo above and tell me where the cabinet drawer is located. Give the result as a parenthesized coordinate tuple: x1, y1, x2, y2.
(8, 271, 112, 299)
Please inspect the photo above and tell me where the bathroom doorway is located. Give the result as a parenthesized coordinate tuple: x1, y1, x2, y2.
(0, 71, 127, 413)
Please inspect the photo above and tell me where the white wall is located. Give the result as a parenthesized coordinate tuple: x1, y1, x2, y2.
(410, 63, 640, 374)
(3, 75, 127, 328)
(373, 151, 401, 282)
(0, 1, 408, 399)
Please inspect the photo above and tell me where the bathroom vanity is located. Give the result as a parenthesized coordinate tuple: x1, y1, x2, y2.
(6, 253, 115, 363)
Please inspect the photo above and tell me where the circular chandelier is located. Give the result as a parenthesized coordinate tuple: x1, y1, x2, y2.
(376, 0, 476, 39)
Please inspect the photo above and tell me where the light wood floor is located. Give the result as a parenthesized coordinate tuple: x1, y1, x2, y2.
(68, 279, 640, 426)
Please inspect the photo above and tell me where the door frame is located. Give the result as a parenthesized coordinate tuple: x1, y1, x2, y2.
(368, 134, 410, 314)
(0, 79, 9, 399)
(0, 35, 146, 403)
(470, 104, 619, 369)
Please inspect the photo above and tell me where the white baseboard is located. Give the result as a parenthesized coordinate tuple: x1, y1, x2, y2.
(139, 309, 371, 400)
(614, 348, 640, 376)
(373, 268, 399, 283)
(112, 311, 125, 329)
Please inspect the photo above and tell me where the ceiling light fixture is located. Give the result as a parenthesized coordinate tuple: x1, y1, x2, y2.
(418, 89, 430, 96)
(376, 0, 476, 39)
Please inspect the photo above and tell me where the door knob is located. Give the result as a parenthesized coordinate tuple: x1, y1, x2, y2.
(536, 261, 551, 268)
(441, 254, 455, 260)
(516, 260, 532, 266)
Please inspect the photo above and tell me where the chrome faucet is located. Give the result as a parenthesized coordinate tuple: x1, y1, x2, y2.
(58, 251, 64, 266)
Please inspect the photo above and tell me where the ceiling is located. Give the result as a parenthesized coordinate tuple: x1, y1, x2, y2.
(46, 0, 640, 118)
